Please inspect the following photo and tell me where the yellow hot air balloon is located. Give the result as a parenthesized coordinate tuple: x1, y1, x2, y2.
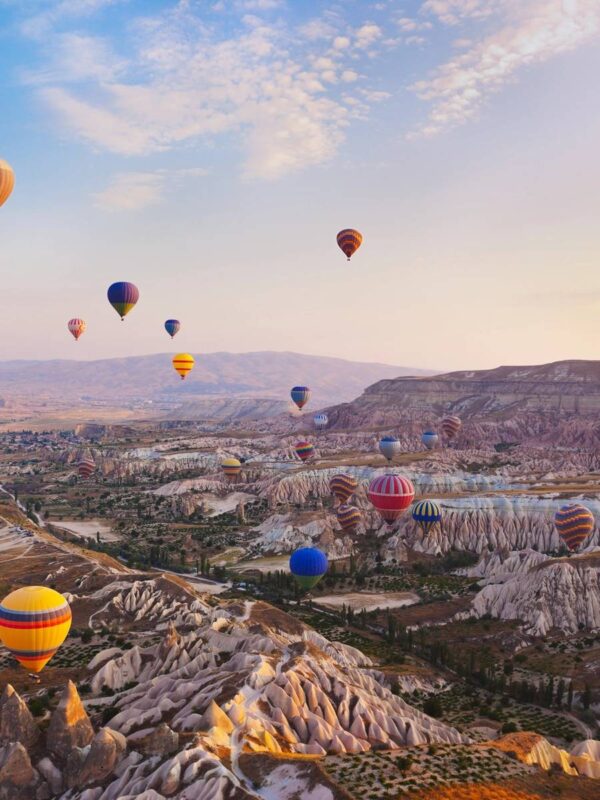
(222, 457, 242, 481)
(0, 586, 72, 673)
(172, 353, 195, 380)
(0, 160, 15, 207)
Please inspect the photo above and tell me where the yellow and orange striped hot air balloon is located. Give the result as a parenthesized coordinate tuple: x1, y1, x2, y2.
(0, 586, 72, 673)
(172, 353, 195, 380)
(0, 160, 15, 207)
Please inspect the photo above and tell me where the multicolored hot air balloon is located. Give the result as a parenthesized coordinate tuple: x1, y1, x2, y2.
(77, 455, 95, 480)
(421, 431, 439, 451)
(329, 473, 358, 504)
(555, 504, 595, 552)
(172, 353, 195, 380)
(441, 416, 461, 441)
(289, 547, 328, 590)
(67, 318, 86, 342)
(368, 474, 415, 526)
(0, 586, 72, 673)
(107, 282, 139, 321)
(379, 436, 401, 462)
(336, 229, 363, 261)
(222, 457, 242, 481)
(337, 504, 361, 534)
(164, 319, 181, 339)
(314, 413, 329, 430)
(294, 441, 314, 462)
(412, 500, 442, 536)
(0, 160, 15, 207)
(291, 386, 311, 411)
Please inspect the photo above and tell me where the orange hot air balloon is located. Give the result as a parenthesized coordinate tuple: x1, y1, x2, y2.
(336, 228, 362, 261)
(173, 353, 195, 380)
(0, 160, 15, 207)
(67, 318, 86, 341)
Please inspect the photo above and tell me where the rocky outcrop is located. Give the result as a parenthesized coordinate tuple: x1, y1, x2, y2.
(0, 686, 39, 749)
(46, 682, 94, 761)
(127, 723, 179, 757)
(0, 743, 38, 800)
(67, 728, 126, 788)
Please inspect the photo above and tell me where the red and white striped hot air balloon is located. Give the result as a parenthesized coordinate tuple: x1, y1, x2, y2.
(368, 474, 414, 526)
(77, 455, 95, 480)
(441, 415, 461, 441)
(67, 318, 86, 341)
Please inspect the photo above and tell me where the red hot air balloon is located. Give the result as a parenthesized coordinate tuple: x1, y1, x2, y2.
(441, 415, 461, 441)
(368, 474, 415, 526)
(336, 229, 363, 261)
(329, 473, 358, 505)
(77, 456, 95, 480)
(337, 504, 361, 534)
(555, 504, 595, 552)
(67, 318, 86, 341)
(295, 441, 314, 462)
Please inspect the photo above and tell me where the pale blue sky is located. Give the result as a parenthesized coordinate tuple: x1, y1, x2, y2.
(1, 0, 600, 370)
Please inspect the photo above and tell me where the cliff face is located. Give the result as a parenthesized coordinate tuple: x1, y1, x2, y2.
(325, 360, 600, 444)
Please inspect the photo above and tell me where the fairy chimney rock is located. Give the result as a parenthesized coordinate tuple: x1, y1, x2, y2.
(46, 681, 94, 760)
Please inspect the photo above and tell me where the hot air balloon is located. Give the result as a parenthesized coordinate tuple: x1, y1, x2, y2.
(314, 413, 329, 430)
(77, 455, 95, 480)
(222, 457, 242, 481)
(173, 353, 195, 380)
(289, 547, 328, 590)
(107, 282, 139, 321)
(368, 474, 415, 526)
(441, 416, 461, 441)
(329, 473, 358, 504)
(0, 160, 15, 207)
(337, 504, 361, 534)
(67, 318, 86, 342)
(291, 386, 311, 411)
(294, 441, 314, 462)
(164, 319, 181, 339)
(336, 228, 363, 261)
(0, 586, 72, 673)
(379, 436, 401, 462)
(421, 431, 439, 451)
(412, 500, 442, 536)
(554, 504, 595, 552)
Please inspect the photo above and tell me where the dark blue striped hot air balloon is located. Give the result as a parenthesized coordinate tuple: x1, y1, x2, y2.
(412, 500, 442, 536)
(289, 547, 328, 590)
(107, 282, 139, 321)
(291, 386, 311, 411)
(421, 431, 439, 451)
(164, 319, 181, 339)
(554, 504, 595, 552)
(379, 435, 401, 462)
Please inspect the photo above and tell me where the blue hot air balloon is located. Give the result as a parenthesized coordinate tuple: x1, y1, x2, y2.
(289, 547, 328, 590)
(421, 431, 439, 451)
(291, 386, 311, 411)
(379, 435, 401, 462)
(314, 413, 328, 430)
(412, 500, 442, 536)
(107, 282, 139, 321)
(164, 319, 181, 339)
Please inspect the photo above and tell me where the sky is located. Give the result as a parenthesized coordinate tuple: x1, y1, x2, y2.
(1, 0, 600, 371)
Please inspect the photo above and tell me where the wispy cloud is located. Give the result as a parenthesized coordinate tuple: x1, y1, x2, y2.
(92, 167, 208, 211)
(411, 0, 600, 137)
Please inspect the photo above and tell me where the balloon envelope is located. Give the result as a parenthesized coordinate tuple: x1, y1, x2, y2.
(173, 353, 195, 380)
(329, 473, 358, 504)
(164, 319, 181, 338)
(294, 441, 314, 462)
(222, 457, 242, 480)
(412, 500, 442, 535)
(555, 504, 594, 552)
(291, 386, 310, 410)
(77, 456, 95, 479)
(336, 228, 363, 260)
(0, 160, 15, 207)
(368, 474, 415, 526)
(0, 586, 71, 673)
(107, 282, 139, 320)
(314, 413, 329, 429)
(441, 416, 461, 440)
(289, 547, 328, 589)
(379, 436, 401, 462)
(67, 318, 86, 341)
(421, 431, 439, 451)
(337, 504, 361, 534)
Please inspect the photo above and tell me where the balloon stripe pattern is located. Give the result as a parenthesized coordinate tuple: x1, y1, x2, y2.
(368, 474, 415, 526)
(289, 548, 328, 590)
(379, 436, 401, 462)
(337, 504, 361, 534)
(222, 458, 242, 480)
(173, 353, 195, 380)
(329, 473, 358, 504)
(67, 318, 86, 341)
(295, 441, 314, 462)
(0, 587, 72, 673)
(291, 386, 311, 410)
(441, 416, 461, 439)
(164, 319, 181, 339)
(0, 160, 15, 207)
(78, 457, 95, 479)
(555, 504, 595, 552)
(336, 229, 363, 260)
(107, 282, 139, 320)
(412, 500, 442, 535)
(314, 413, 329, 429)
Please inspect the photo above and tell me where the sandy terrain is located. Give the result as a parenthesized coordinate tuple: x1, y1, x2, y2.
(52, 518, 122, 542)
(315, 591, 420, 612)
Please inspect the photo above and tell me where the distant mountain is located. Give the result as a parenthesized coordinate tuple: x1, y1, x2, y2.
(0, 351, 434, 409)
